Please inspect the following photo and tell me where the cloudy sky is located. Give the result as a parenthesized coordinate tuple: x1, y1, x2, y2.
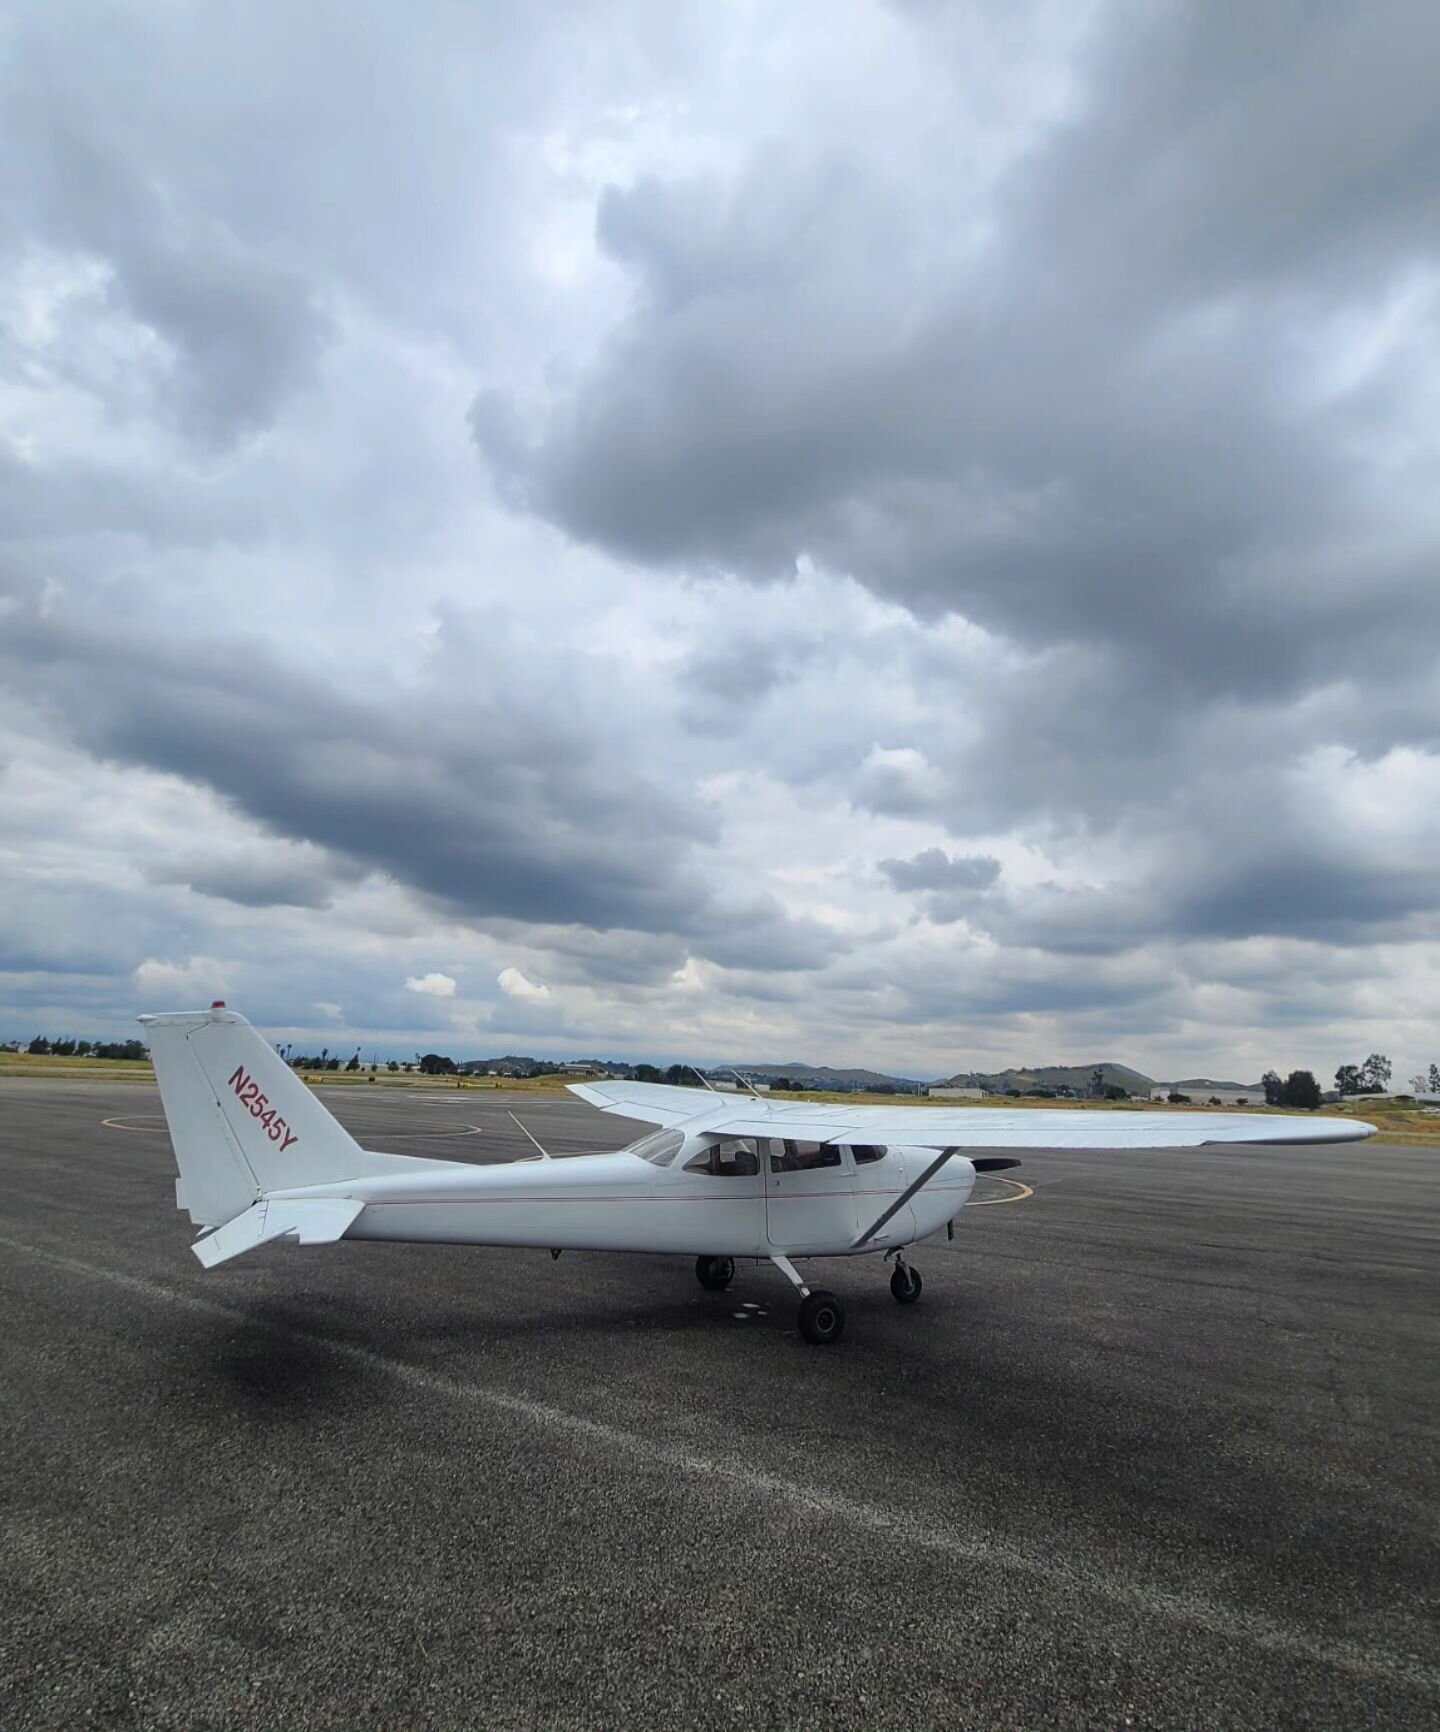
(2, 0, 1438, 1082)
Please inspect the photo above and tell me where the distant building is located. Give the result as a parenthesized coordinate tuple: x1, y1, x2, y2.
(928, 1085, 985, 1100)
(1151, 1085, 1257, 1107)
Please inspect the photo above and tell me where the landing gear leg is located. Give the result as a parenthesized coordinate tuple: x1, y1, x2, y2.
(771, 1253, 845, 1345)
(695, 1254, 735, 1291)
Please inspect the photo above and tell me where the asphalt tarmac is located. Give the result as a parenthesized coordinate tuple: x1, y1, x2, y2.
(1, 1078, 1436, 1731)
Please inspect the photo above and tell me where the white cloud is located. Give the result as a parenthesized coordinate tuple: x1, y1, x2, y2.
(405, 972, 457, 997)
(498, 966, 551, 1003)
(671, 956, 706, 993)
(133, 957, 228, 1001)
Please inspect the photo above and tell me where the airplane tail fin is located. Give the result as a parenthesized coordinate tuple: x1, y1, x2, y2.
(139, 1003, 425, 1234)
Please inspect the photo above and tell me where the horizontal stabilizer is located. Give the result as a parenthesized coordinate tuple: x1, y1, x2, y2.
(193, 1198, 364, 1269)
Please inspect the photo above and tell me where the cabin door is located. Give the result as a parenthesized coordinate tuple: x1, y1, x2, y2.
(763, 1139, 861, 1251)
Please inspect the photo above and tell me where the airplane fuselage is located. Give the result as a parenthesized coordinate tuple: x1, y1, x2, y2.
(267, 1137, 975, 1260)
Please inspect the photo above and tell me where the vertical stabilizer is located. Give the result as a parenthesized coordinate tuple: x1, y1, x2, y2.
(140, 1004, 399, 1227)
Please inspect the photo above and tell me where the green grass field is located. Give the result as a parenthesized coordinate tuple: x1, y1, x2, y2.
(0, 1050, 156, 1082)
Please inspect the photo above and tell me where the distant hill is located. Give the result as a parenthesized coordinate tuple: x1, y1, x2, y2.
(718, 1061, 925, 1093)
(939, 1062, 1156, 1095)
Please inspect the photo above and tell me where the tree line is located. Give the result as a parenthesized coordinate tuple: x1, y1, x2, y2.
(18, 1036, 148, 1061)
(1251, 1053, 1437, 1110)
(1258, 1070, 1323, 1110)
(1331, 1053, 1440, 1097)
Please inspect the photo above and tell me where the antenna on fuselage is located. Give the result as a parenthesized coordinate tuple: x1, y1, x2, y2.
(687, 1065, 722, 1095)
(507, 1110, 552, 1161)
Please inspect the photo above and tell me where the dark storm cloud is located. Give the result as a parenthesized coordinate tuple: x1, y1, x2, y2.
(697, 899, 842, 972)
(879, 848, 1000, 893)
(0, 20, 329, 444)
(972, 832, 1440, 957)
(0, 970, 137, 1031)
(528, 927, 690, 990)
(1172, 853, 1440, 946)
(0, 603, 655, 930)
(879, 846, 1001, 924)
(145, 849, 360, 911)
(824, 940, 1179, 1028)
(0, 868, 185, 978)
(514, 893, 844, 986)
(473, 1, 1440, 718)
(0, 591, 842, 971)
(682, 636, 792, 707)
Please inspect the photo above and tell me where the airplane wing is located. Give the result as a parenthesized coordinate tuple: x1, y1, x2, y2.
(803, 1107, 1378, 1149)
(567, 1079, 717, 1128)
(569, 1083, 1376, 1149)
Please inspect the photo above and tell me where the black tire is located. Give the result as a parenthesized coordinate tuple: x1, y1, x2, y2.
(890, 1264, 923, 1305)
(695, 1254, 735, 1291)
(797, 1290, 846, 1345)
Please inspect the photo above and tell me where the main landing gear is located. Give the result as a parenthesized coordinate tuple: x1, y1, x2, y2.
(695, 1255, 735, 1291)
(797, 1290, 846, 1345)
(770, 1253, 847, 1344)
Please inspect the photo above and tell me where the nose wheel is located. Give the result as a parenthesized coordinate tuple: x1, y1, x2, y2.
(889, 1258, 923, 1304)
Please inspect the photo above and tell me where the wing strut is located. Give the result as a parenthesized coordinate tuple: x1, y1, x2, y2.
(853, 1148, 957, 1248)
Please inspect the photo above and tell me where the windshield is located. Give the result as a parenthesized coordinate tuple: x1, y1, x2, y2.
(624, 1127, 685, 1166)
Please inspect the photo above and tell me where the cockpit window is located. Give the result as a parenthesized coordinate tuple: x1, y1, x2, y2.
(769, 1139, 841, 1172)
(683, 1137, 760, 1177)
(625, 1128, 685, 1166)
(850, 1144, 886, 1164)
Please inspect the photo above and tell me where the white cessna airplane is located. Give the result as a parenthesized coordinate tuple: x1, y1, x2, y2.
(144, 1005, 1376, 1344)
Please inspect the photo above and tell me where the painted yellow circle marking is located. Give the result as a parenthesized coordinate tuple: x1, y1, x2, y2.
(968, 1175, 1034, 1206)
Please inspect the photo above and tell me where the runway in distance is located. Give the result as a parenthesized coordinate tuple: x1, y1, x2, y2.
(143, 1004, 1377, 1344)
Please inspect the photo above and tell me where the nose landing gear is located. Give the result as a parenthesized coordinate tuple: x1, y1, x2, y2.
(889, 1256, 923, 1304)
